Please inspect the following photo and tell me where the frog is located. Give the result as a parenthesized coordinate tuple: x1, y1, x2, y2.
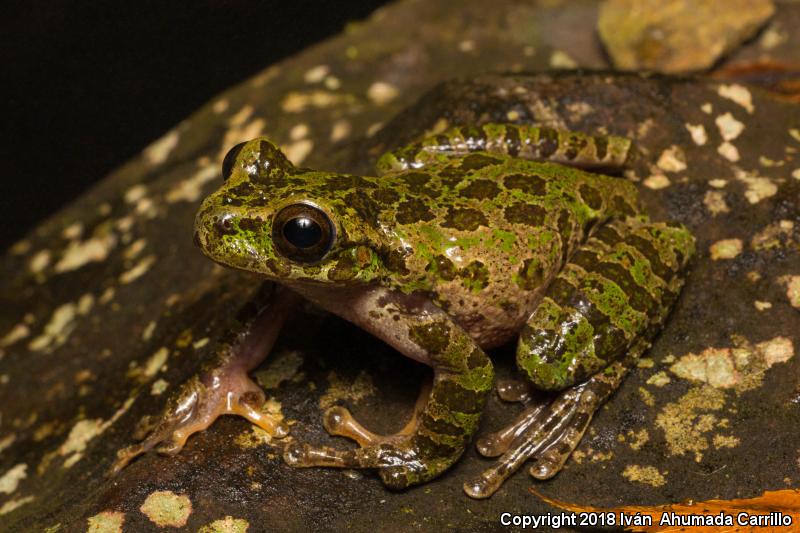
(112, 123, 694, 499)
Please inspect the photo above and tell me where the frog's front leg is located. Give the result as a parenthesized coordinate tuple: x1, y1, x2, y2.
(111, 283, 301, 473)
(465, 218, 694, 498)
(284, 290, 494, 489)
(376, 123, 633, 174)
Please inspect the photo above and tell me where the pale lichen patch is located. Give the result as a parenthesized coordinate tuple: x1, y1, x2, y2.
(751, 220, 794, 250)
(0, 463, 27, 495)
(119, 255, 157, 284)
(28, 296, 93, 352)
(142, 320, 157, 341)
(715, 112, 744, 141)
(61, 222, 84, 240)
(790, 128, 800, 143)
(625, 428, 650, 451)
(717, 141, 740, 162)
(646, 371, 671, 387)
(643, 174, 670, 189)
(229, 105, 254, 127)
(281, 90, 352, 113)
(281, 139, 314, 165)
(198, 516, 250, 533)
(165, 164, 218, 204)
(0, 435, 15, 454)
(734, 168, 777, 204)
(319, 371, 377, 410)
(685, 123, 707, 146)
(754, 300, 772, 311)
(86, 511, 125, 533)
(793, 168, 800, 180)
(703, 190, 729, 215)
(701, 102, 713, 114)
(304, 64, 330, 84)
(0, 495, 34, 515)
(622, 465, 666, 487)
(713, 434, 740, 449)
(330, 120, 351, 143)
(656, 385, 726, 461)
(57, 397, 135, 468)
(144, 130, 180, 165)
(779, 275, 800, 309)
(129, 347, 169, 381)
(717, 84, 754, 113)
(709, 238, 742, 260)
(670, 336, 794, 392)
(0, 324, 30, 348)
(150, 379, 168, 396)
(656, 146, 687, 172)
(55, 232, 117, 273)
(29, 249, 51, 273)
(212, 98, 229, 114)
(124, 185, 147, 204)
(140, 491, 192, 528)
(289, 123, 309, 140)
(367, 81, 399, 105)
(549, 50, 577, 69)
(708, 178, 727, 188)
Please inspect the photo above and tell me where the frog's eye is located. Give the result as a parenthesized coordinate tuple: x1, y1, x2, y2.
(221, 141, 247, 181)
(272, 203, 335, 263)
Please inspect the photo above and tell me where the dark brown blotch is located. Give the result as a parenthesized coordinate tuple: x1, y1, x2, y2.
(503, 173, 547, 196)
(503, 202, 546, 226)
(396, 198, 436, 225)
(460, 179, 500, 200)
(442, 207, 488, 231)
(579, 184, 603, 210)
(516, 258, 545, 290)
(460, 260, 489, 291)
(459, 153, 502, 171)
(344, 191, 382, 228)
(409, 320, 451, 354)
(427, 255, 457, 281)
(430, 379, 486, 414)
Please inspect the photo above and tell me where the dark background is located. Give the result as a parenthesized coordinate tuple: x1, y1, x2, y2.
(0, 1, 390, 251)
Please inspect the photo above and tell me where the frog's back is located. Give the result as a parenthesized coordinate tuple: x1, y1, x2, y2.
(380, 154, 640, 348)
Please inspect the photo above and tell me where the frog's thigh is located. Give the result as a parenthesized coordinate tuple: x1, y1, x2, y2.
(464, 218, 693, 498)
(517, 218, 692, 390)
(376, 123, 632, 174)
(285, 304, 494, 489)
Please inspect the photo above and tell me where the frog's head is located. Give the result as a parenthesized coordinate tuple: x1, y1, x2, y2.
(194, 138, 394, 287)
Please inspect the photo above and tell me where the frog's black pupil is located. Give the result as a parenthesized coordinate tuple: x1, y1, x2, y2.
(283, 217, 322, 249)
(222, 142, 246, 181)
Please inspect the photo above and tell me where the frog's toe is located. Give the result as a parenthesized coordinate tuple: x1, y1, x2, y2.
(475, 401, 547, 457)
(495, 378, 534, 403)
(322, 406, 382, 447)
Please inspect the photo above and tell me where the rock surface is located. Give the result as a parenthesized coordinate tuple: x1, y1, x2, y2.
(1, 1, 799, 531)
(598, 0, 776, 73)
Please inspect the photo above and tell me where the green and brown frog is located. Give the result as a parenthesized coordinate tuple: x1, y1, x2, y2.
(112, 124, 694, 498)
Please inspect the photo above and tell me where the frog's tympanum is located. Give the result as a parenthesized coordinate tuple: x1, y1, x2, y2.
(113, 124, 694, 498)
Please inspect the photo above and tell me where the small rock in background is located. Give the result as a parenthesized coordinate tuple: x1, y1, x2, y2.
(598, 0, 775, 73)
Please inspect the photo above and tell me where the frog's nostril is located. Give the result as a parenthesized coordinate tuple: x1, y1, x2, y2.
(214, 214, 237, 236)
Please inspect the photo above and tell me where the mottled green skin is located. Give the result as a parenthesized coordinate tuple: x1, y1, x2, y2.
(193, 124, 694, 489)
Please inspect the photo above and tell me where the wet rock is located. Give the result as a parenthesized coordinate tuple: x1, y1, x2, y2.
(599, 0, 776, 73)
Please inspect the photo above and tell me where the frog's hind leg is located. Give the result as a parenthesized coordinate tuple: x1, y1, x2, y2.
(376, 123, 633, 174)
(465, 218, 694, 498)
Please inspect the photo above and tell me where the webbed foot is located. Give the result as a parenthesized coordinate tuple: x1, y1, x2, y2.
(111, 364, 287, 474)
(464, 363, 627, 499)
